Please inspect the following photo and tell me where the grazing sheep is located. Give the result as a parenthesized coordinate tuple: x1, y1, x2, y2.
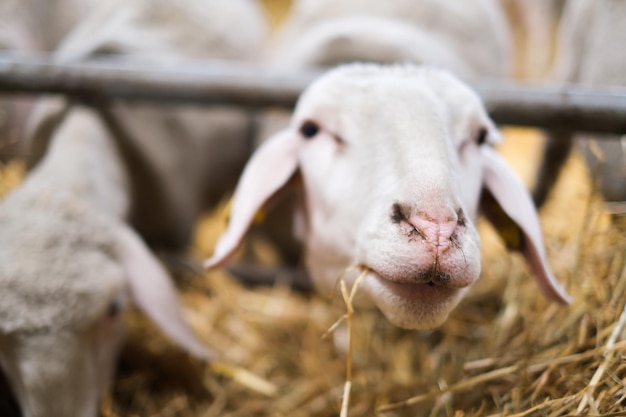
(0, 0, 267, 416)
(533, 0, 626, 207)
(206, 64, 571, 330)
(0, 108, 214, 416)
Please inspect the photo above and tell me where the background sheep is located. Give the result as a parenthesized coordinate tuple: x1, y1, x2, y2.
(267, 0, 513, 77)
(0, 0, 267, 415)
(0, 0, 99, 162)
(503, 0, 567, 80)
(533, 0, 626, 208)
(206, 64, 570, 330)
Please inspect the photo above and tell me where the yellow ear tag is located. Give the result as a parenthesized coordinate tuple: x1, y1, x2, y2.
(498, 219, 523, 251)
(481, 192, 523, 251)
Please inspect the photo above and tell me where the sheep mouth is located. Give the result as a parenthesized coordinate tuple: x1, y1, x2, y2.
(367, 269, 461, 304)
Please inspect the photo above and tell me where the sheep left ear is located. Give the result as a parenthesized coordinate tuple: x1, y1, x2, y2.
(480, 146, 572, 304)
(114, 224, 215, 360)
(204, 129, 301, 269)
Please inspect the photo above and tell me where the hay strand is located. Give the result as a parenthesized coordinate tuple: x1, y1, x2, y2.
(209, 362, 278, 397)
(577, 298, 626, 413)
(337, 268, 368, 417)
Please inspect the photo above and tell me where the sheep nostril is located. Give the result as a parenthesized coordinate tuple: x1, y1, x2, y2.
(390, 203, 407, 224)
(456, 208, 466, 227)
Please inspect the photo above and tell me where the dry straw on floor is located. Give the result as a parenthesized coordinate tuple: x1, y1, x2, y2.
(105, 130, 626, 416)
(2, 129, 625, 416)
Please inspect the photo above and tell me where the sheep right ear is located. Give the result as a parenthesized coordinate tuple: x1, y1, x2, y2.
(114, 224, 214, 361)
(479, 146, 571, 304)
(204, 129, 301, 269)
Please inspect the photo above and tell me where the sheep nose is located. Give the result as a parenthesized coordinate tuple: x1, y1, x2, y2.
(408, 213, 457, 252)
(392, 203, 464, 253)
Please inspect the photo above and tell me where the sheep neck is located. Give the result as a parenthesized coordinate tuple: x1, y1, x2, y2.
(29, 107, 130, 220)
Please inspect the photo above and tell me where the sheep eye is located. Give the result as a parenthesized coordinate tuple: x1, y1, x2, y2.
(106, 299, 123, 319)
(476, 128, 488, 146)
(300, 121, 320, 139)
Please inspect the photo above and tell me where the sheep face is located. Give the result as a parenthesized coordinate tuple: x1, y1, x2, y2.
(0, 291, 126, 417)
(293, 67, 488, 328)
(206, 64, 571, 330)
(0, 189, 212, 417)
(0, 201, 129, 417)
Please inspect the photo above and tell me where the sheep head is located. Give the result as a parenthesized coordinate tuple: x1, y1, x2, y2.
(205, 64, 571, 330)
(0, 188, 212, 417)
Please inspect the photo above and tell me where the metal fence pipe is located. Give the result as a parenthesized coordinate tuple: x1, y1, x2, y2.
(1, 56, 626, 135)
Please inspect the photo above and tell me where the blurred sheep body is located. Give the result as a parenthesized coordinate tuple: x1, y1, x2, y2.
(25, 0, 268, 249)
(0, 0, 267, 416)
(534, 0, 626, 206)
(504, 0, 567, 80)
(0, 0, 99, 52)
(268, 0, 513, 77)
(0, 0, 100, 162)
(206, 64, 570, 330)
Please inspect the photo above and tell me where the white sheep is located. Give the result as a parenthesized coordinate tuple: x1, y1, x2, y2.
(0, 0, 267, 416)
(205, 64, 571, 330)
(503, 0, 567, 80)
(0, 108, 214, 416)
(0, 0, 100, 162)
(533, 0, 626, 207)
(243, 0, 515, 269)
(267, 0, 513, 77)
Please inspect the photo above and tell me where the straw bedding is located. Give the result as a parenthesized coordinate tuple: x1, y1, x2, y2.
(3, 126, 623, 416)
(108, 130, 626, 417)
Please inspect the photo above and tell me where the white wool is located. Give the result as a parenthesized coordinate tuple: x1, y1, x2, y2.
(267, 0, 513, 77)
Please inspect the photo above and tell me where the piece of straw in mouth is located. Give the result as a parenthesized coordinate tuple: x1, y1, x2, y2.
(338, 268, 368, 417)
